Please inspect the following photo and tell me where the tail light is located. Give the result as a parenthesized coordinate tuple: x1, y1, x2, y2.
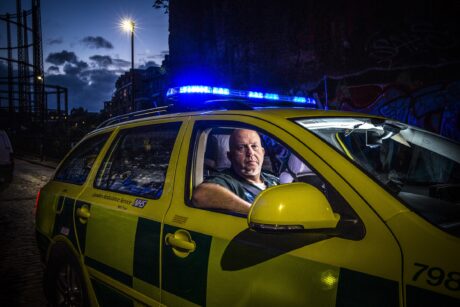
(34, 189, 41, 216)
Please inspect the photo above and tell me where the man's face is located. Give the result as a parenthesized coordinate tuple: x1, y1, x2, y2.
(228, 129, 265, 181)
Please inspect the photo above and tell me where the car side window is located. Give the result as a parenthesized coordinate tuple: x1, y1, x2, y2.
(94, 122, 181, 199)
(55, 133, 110, 185)
(189, 122, 365, 238)
(192, 123, 318, 192)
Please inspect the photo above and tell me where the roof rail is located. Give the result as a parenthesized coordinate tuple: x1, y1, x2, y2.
(97, 105, 172, 128)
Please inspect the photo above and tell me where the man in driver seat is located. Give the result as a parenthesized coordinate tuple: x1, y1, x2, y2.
(193, 129, 279, 214)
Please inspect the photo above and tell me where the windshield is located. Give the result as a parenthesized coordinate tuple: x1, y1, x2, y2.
(296, 117, 460, 237)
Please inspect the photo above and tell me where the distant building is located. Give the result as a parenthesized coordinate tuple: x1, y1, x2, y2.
(168, 0, 459, 90)
(167, 0, 460, 141)
(104, 65, 167, 117)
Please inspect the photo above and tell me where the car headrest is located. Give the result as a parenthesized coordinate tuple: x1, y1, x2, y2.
(207, 133, 231, 170)
(279, 154, 313, 183)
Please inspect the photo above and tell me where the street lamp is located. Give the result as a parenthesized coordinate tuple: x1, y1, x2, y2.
(120, 18, 136, 111)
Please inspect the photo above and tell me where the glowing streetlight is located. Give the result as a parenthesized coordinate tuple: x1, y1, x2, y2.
(120, 18, 136, 111)
(120, 18, 135, 33)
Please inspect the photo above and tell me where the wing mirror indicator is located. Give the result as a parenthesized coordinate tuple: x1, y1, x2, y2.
(248, 223, 304, 231)
(248, 183, 340, 231)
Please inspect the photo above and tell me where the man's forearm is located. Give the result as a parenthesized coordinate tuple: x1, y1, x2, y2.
(192, 183, 252, 214)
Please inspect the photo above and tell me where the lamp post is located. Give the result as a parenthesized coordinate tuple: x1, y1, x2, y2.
(121, 18, 136, 111)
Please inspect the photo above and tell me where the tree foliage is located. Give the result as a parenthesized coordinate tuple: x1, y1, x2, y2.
(153, 0, 169, 13)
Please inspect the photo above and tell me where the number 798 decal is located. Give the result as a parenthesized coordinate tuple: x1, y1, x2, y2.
(412, 263, 459, 291)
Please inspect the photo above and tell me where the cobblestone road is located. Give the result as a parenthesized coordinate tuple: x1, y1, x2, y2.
(0, 159, 55, 306)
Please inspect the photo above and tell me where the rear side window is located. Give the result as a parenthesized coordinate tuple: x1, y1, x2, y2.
(94, 122, 181, 199)
(55, 133, 109, 185)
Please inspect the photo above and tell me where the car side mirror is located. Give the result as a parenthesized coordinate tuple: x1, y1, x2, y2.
(248, 183, 340, 231)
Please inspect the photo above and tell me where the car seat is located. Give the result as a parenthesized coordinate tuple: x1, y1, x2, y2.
(279, 154, 314, 183)
(204, 131, 232, 174)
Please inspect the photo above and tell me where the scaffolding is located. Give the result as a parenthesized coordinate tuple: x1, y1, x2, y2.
(0, 0, 68, 126)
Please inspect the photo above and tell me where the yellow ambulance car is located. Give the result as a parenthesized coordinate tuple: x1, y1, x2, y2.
(35, 85, 460, 306)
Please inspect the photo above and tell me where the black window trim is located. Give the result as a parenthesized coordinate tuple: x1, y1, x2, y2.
(54, 132, 111, 186)
(185, 118, 365, 240)
(92, 121, 183, 200)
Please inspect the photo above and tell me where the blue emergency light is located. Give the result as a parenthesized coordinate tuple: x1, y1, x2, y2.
(166, 85, 316, 105)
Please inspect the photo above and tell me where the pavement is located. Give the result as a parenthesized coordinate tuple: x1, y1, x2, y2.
(15, 154, 59, 170)
(0, 159, 54, 306)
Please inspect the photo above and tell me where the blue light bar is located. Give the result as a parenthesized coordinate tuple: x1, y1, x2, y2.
(293, 96, 306, 103)
(212, 87, 230, 95)
(180, 85, 211, 94)
(166, 85, 316, 105)
(248, 91, 263, 99)
(264, 93, 279, 100)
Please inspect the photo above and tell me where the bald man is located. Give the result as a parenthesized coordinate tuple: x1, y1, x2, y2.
(192, 129, 279, 214)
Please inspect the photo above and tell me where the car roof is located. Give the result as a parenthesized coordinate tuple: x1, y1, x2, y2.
(90, 107, 385, 137)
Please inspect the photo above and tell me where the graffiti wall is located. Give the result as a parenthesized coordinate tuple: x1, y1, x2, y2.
(336, 80, 460, 142)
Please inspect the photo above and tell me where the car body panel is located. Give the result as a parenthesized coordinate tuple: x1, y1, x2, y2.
(72, 118, 189, 305)
(35, 108, 460, 306)
(387, 211, 460, 304)
(161, 115, 402, 306)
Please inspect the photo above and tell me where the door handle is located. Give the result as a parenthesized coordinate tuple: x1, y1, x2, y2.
(165, 229, 196, 258)
(76, 205, 91, 223)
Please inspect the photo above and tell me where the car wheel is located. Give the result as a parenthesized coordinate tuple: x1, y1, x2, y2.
(44, 245, 89, 307)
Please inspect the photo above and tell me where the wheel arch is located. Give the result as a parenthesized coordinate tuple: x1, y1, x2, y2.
(44, 235, 98, 306)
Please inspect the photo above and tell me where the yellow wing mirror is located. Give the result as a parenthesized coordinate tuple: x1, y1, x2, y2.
(248, 183, 340, 231)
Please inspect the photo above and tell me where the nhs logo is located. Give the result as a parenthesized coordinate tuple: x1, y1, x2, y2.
(132, 198, 148, 208)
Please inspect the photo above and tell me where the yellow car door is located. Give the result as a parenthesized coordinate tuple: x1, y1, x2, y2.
(36, 131, 112, 257)
(160, 114, 403, 306)
(74, 119, 188, 306)
(295, 115, 460, 305)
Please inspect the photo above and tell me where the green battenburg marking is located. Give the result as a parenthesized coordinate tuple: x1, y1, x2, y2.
(52, 196, 78, 247)
(85, 256, 133, 287)
(74, 201, 90, 254)
(162, 224, 212, 306)
(336, 268, 398, 306)
(406, 285, 460, 306)
(133, 217, 161, 287)
(91, 278, 134, 307)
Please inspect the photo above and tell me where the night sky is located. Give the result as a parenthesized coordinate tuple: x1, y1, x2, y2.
(0, 0, 169, 112)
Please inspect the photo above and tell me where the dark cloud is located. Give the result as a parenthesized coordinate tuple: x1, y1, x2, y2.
(81, 36, 114, 49)
(138, 61, 159, 69)
(47, 66, 60, 74)
(63, 61, 89, 75)
(46, 50, 78, 65)
(46, 38, 63, 45)
(89, 55, 113, 68)
(147, 50, 169, 59)
(46, 68, 117, 111)
(112, 59, 131, 68)
(82, 69, 118, 86)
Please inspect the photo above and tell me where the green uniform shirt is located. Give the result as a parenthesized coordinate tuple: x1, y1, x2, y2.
(204, 168, 279, 203)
